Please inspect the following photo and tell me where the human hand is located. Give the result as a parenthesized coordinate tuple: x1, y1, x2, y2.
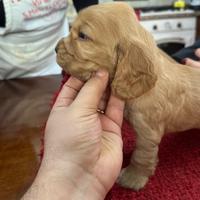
(29, 70, 124, 200)
(185, 48, 200, 67)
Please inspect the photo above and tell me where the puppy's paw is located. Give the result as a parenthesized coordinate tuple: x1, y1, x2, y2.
(117, 166, 149, 191)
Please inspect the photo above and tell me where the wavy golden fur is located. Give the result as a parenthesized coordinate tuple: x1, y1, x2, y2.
(56, 2, 200, 190)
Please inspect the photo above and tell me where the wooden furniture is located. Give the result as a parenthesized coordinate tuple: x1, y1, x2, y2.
(0, 75, 62, 200)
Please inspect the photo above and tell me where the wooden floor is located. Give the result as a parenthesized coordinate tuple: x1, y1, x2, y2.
(0, 75, 62, 200)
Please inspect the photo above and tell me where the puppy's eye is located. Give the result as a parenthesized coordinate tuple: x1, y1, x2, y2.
(78, 32, 89, 41)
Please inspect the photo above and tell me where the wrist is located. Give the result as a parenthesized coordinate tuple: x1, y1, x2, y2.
(23, 158, 107, 200)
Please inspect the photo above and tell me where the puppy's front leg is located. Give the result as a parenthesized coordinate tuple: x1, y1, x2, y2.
(118, 126, 163, 191)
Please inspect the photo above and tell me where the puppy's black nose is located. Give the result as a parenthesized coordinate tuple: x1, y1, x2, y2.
(55, 44, 58, 53)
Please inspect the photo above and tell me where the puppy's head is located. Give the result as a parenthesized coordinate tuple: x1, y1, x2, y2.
(56, 3, 158, 99)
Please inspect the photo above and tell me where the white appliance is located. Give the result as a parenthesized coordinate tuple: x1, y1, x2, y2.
(140, 10, 196, 55)
(189, 0, 200, 6)
(113, 0, 174, 8)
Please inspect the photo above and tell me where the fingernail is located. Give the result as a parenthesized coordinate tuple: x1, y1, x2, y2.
(96, 69, 107, 77)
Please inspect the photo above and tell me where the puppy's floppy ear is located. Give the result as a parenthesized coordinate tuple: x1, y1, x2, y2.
(111, 38, 158, 100)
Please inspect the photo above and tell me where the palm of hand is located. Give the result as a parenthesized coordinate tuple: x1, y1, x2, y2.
(94, 114, 123, 191)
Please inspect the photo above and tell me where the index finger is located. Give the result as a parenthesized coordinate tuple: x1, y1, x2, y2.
(53, 76, 84, 109)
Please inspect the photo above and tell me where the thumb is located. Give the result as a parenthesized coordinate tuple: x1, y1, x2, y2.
(185, 58, 200, 68)
(73, 69, 109, 109)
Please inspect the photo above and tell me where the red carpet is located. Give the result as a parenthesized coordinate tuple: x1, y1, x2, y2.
(106, 122, 200, 200)
(47, 74, 200, 200)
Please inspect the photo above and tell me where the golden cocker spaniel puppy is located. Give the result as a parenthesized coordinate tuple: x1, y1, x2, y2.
(56, 2, 200, 190)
